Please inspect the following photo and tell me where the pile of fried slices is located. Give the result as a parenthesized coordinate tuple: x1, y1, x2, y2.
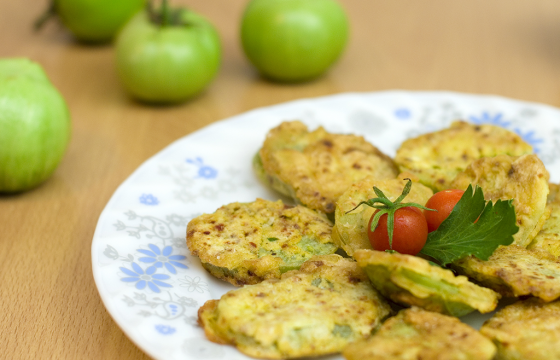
(186, 120, 560, 360)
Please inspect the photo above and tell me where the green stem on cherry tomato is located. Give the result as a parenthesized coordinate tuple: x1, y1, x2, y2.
(345, 178, 436, 250)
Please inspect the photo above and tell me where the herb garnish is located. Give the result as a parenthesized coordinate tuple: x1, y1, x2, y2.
(419, 184, 518, 265)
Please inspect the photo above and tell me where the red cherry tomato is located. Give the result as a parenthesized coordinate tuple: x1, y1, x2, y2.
(368, 207, 428, 255)
(424, 189, 465, 232)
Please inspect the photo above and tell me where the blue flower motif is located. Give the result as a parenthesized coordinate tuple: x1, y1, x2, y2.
(140, 194, 159, 206)
(394, 108, 411, 120)
(120, 262, 172, 293)
(469, 112, 511, 127)
(513, 128, 543, 153)
(186, 157, 218, 179)
(155, 325, 176, 335)
(138, 244, 188, 274)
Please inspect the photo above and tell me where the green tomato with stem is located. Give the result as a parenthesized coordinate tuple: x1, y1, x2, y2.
(36, 0, 145, 43)
(115, 1, 221, 103)
(240, 0, 349, 82)
(0, 59, 71, 193)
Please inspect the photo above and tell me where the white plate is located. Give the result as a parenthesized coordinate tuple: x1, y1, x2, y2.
(92, 90, 560, 360)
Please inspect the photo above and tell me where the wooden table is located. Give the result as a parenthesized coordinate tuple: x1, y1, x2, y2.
(2, 0, 560, 358)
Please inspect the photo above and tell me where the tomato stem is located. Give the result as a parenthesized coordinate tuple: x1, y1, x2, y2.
(345, 178, 436, 249)
(34, 0, 57, 31)
(161, 0, 171, 27)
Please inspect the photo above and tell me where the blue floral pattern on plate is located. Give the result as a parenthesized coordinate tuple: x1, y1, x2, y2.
(120, 262, 172, 293)
(138, 244, 188, 274)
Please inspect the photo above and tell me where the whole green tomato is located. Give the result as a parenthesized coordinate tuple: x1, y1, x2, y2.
(38, 0, 145, 43)
(240, 0, 349, 82)
(115, 2, 221, 103)
(0, 59, 71, 193)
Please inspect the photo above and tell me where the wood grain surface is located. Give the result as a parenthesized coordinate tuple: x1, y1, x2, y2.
(2, 0, 560, 359)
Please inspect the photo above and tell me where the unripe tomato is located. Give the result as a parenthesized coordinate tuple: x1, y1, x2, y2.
(43, 0, 145, 43)
(424, 189, 465, 232)
(368, 207, 428, 255)
(0, 58, 71, 192)
(240, 0, 349, 82)
(115, 6, 221, 103)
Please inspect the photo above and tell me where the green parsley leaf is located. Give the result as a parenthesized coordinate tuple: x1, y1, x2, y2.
(419, 184, 518, 266)
(267, 237, 279, 242)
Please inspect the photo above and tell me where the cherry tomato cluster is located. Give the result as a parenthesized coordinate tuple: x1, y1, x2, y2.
(368, 189, 465, 255)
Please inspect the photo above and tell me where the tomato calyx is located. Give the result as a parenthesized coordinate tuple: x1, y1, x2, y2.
(346, 178, 436, 250)
(147, 0, 190, 27)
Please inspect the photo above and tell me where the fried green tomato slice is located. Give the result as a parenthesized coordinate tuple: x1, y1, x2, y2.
(354, 249, 499, 317)
(549, 182, 560, 204)
(480, 298, 560, 360)
(343, 307, 496, 360)
(255, 120, 398, 214)
(186, 198, 337, 286)
(395, 121, 533, 192)
(332, 175, 433, 256)
(198, 255, 393, 359)
(450, 154, 550, 248)
(528, 202, 560, 257)
(452, 245, 560, 302)
(529, 183, 560, 256)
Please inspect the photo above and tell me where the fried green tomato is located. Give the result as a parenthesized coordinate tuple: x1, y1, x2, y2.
(452, 245, 560, 302)
(529, 183, 560, 256)
(549, 182, 560, 204)
(528, 202, 560, 257)
(395, 121, 533, 192)
(480, 298, 560, 360)
(354, 249, 499, 317)
(198, 255, 393, 359)
(254, 120, 398, 214)
(450, 154, 550, 248)
(186, 198, 337, 286)
(343, 307, 496, 360)
(332, 175, 433, 256)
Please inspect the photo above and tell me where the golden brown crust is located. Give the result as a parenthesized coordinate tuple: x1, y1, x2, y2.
(187, 198, 336, 286)
(450, 154, 550, 247)
(197, 255, 392, 359)
(453, 245, 560, 301)
(529, 201, 560, 257)
(480, 298, 560, 360)
(395, 120, 533, 191)
(343, 307, 496, 360)
(258, 121, 398, 213)
(354, 250, 499, 316)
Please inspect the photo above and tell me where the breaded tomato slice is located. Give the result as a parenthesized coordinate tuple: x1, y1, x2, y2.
(254, 121, 398, 214)
(480, 298, 560, 360)
(332, 175, 433, 256)
(198, 255, 392, 359)
(186, 198, 337, 286)
(395, 121, 533, 191)
(452, 245, 560, 302)
(344, 307, 496, 360)
(450, 154, 550, 248)
(529, 183, 560, 256)
(354, 250, 499, 317)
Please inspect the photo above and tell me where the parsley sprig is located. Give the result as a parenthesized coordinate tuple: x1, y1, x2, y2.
(345, 178, 435, 249)
(419, 184, 518, 265)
